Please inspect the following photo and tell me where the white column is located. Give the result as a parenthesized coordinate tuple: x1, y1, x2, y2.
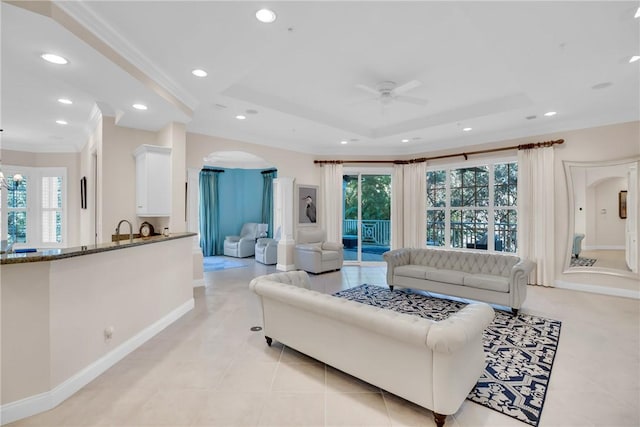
(274, 177, 296, 271)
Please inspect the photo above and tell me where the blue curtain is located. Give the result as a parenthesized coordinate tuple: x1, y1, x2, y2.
(199, 168, 223, 256)
(261, 170, 277, 238)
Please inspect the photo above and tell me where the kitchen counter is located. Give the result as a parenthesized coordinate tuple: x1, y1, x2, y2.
(0, 232, 197, 264)
(1, 233, 196, 423)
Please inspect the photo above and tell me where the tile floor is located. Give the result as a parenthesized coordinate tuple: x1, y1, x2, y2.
(7, 260, 640, 427)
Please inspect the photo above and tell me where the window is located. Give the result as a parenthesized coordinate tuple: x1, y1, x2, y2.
(1, 167, 66, 248)
(426, 160, 517, 253)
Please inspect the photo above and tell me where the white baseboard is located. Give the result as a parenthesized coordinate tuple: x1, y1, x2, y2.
(0, 298, 195, 426)
(555, 281, 640, 299)
(276, 263, 296, 271)
(193, 278, 205, 288)
(583, 245, 625, 251)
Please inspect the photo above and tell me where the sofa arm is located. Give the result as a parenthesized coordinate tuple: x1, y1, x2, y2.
(509, 258, 536, 309)
(383, 249, 411, 286)
(322, 241, 344, 251)
(426, 303, 494, 354)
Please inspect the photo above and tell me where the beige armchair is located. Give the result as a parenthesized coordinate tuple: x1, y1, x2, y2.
(294, 228, 344, 273)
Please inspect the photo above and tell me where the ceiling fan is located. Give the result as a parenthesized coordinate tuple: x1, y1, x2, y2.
(354, 80, 428, 106)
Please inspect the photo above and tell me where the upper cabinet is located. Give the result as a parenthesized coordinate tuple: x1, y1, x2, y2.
(133, 145, 171, 217)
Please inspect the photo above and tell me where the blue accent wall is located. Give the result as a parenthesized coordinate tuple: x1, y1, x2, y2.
(218, 168, 264, 240)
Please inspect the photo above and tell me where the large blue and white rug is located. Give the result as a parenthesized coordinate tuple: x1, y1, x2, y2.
(333, 284, 561, 427)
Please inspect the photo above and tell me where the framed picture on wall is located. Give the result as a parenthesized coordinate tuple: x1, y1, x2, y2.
(619, 190, 627, 219)
(296, 184, 318, 226)
(80, 176, 87, 209)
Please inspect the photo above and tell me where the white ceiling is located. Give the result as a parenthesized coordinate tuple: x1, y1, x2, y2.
(1, 1, 639, 156)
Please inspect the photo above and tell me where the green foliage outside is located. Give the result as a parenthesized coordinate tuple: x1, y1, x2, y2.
(343, 175, 391, 223)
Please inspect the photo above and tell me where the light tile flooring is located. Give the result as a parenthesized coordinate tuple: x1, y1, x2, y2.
(8, 261, 640, 427)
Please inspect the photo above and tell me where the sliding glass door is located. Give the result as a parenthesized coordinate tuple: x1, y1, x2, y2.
(343, 170, 391, 262)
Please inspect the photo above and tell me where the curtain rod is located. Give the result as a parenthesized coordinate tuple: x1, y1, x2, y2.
(201, 168, 225, 173)
(314, 139, 564, 165)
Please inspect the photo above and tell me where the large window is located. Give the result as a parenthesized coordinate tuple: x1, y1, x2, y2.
(426, 160, 517, 253)
(1, 167, 66, 248)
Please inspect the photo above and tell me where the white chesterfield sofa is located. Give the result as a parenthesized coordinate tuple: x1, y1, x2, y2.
(249, 271, 494, 427)
(384, 248, 535, 315)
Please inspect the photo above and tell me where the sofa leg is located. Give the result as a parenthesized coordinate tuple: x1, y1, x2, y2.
(265, 336, 273, 346)
(389, 285, 394, 291)
(433, 412, 446, 427)
(512, 308, 519, 316)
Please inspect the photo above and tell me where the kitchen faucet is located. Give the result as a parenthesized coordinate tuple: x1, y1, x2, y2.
(116, 219, 133, 243)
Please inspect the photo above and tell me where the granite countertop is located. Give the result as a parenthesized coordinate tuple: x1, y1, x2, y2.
(0, 232, 197, 265)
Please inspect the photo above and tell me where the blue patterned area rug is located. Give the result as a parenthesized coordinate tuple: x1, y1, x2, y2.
(203, 256, 249, 272)
(333, 284, 561, 427)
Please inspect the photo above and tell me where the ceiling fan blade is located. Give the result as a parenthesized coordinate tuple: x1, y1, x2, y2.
(355, 83, 381, 96)
(393, 80, 422, 94)
(394, 95, 428, 106)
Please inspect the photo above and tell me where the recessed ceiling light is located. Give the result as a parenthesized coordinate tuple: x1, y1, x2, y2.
(55, 119, 68, 125)
(462, 127, 472, 132)
(57, 98, 73, 105)
(246, 109, 258, 115)
(525, 115, 537, 120)
(235, 115, 246, 120)
(340, 140, 348, 145)
(256, 8, 277, 23)
(192, 69, 208, 77)
(133, 103, 148, 110)
(629, 56, 640, 63)
(401, 139, 410, 143)
(543, 111, 557, 117)
(635, 7, 640, 18)
(41, 53, 68, 65)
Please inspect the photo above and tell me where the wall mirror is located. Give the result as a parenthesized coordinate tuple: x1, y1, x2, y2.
(564, 157, 639, 278)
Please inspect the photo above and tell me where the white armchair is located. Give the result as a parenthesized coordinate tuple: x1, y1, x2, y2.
(224, 223, 263, 258)
(255, 227, 280, 265)
(294, 228, 344, 273)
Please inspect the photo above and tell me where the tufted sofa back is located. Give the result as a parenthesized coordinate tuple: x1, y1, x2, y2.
(409, 249, 519, 277)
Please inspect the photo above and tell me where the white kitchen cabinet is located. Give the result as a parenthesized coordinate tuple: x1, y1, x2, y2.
(133, 144, 171, 216)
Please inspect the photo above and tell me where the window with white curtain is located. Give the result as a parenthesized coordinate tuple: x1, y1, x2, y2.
(426, 159, 518, 253)
(1, 166, 66, 248)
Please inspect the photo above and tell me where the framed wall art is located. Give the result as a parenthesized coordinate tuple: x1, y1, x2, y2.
(296, 184, 318, 226)
(619, 190, 627, 219)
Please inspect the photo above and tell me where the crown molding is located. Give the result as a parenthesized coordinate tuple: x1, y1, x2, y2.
(53, 1, 198, 113)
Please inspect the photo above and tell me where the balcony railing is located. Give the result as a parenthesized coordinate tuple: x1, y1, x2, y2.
(342, 219, 390, 246)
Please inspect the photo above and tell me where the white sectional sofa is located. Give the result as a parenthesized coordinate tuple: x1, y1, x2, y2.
(384, 248, 535, 315)
(249, 271, 495, 427)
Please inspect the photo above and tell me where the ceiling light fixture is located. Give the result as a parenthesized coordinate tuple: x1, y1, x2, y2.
(544, 111, 557, 117)
(133, 104, 148, 110)
(401, 139, 409, 143)
(192, 69, 208, 77)
(340, 140, 348, 145)
(58, 98, 73, 105)
(55, 120, 68, 125)
(463, 127, 472, 132)
(235, 115, 246, 120)
(255, 8, 277, 23)
(629, 56, 640, 63)
(41, 53, 68, 65)
(635, 7, 640, 18)
(0, 172, 23, 190)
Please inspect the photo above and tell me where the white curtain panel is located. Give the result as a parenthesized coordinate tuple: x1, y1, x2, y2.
(402, 162, 427, 248)
(391, 165, 405, 249)
(322, 163, 344, 242)
(517, 147, 556, 286)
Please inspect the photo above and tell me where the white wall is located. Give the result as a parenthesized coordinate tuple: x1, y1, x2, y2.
(592, 177, 626, 248)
